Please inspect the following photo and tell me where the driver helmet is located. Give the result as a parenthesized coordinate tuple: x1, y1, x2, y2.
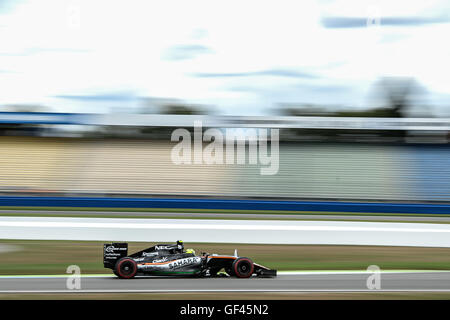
(185, 248, 195, 255)
(176, 240, 184, 252)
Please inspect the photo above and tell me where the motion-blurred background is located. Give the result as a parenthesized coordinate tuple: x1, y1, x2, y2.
(1, 0, 450, 203)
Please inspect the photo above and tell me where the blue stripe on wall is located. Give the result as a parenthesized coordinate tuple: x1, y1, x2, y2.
(1, 196, 450, 214)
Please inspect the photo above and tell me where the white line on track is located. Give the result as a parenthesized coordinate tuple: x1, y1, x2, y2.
(2, 289, 450, 293)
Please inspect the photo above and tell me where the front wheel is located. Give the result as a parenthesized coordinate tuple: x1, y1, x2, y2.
(232, 257, 254, 278)
(115, 257, 138, 279)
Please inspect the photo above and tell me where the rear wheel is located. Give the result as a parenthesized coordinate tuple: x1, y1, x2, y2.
(115, 257, 138, 279)
(232, 257, 254, 278)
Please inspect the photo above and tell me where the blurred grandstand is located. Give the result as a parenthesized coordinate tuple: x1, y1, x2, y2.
(1, 87, 449, 202)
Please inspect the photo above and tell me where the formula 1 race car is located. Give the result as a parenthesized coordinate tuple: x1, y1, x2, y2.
(103, 240, 277, 279)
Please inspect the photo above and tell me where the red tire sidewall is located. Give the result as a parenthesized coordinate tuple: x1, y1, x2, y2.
(233, 258, 254, 278)
(117, 258, 137, 279)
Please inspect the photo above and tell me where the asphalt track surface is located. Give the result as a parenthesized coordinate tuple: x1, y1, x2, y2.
(2, 210, 450, 222)
(2, 272, 450, 293)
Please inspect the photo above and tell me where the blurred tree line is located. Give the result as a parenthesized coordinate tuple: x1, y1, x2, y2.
(1, 77, 445, 143)
(279, 77, 432, 142)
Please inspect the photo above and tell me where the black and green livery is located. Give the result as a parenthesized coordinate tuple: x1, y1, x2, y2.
(103, 240, 277, 279)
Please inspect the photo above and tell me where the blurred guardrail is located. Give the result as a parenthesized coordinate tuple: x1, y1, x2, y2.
(1, 196, 450, 214)
(1, 112, 450, 130)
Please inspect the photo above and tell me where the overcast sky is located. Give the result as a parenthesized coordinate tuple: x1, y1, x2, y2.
(0, 0, 449, 115)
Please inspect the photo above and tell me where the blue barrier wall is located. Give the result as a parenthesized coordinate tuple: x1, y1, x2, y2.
(409, 145, 450, 201)
(1, 196, 450, 214)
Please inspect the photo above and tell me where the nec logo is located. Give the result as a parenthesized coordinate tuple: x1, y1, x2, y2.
(155, 245, 172, 250)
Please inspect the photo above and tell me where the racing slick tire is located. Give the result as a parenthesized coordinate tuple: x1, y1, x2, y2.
(115, 257, 138, 279)
(232, 257, 254, 278)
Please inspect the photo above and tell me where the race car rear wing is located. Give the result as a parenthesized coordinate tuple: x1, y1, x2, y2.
(103, 243, 128, 269)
